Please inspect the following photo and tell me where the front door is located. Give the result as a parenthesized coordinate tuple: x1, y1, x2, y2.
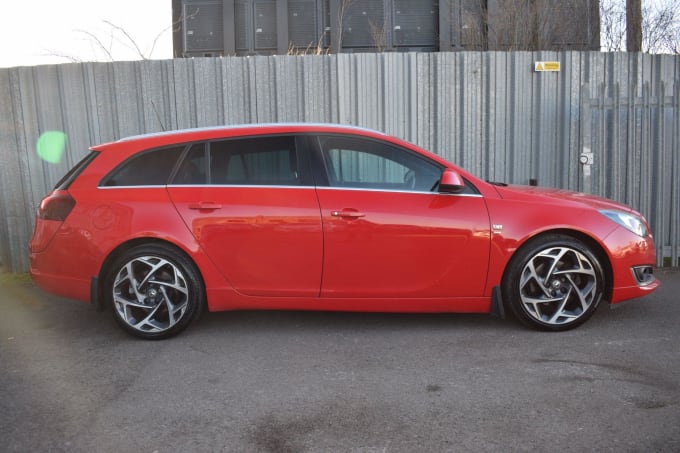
(313, 135, 491, 299)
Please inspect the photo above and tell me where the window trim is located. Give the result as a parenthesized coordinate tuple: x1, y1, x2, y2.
(314, 185, 483, 197)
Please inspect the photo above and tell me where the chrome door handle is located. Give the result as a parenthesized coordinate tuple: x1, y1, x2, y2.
(188, 202, 222, 210)
(331, 210, 365, 219)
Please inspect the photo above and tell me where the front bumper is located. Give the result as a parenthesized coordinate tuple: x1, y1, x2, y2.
(604, 227, 660, 304)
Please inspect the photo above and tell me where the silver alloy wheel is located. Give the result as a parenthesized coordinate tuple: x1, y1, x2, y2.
(518, 246, 598, 325)
(112, 256, 189, 334)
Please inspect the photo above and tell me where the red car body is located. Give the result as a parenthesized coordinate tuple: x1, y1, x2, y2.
(29, 124, 659, 338)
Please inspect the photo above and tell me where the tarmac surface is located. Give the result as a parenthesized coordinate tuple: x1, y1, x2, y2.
(1, 269, 679, 452)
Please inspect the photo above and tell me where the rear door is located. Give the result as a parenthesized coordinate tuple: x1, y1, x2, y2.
(167, 135, 323, 297)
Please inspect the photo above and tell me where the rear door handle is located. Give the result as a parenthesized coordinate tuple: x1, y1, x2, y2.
(331, 209, 366, 219)
(188, 202, 222, 210)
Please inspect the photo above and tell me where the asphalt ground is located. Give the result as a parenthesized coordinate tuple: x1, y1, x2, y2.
(1, 269, 679, 452)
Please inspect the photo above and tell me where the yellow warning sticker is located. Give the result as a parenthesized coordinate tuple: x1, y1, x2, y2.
(535, 61, 561, 72)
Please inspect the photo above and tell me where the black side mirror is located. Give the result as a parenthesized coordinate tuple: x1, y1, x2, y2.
(439, 169, 465, 194)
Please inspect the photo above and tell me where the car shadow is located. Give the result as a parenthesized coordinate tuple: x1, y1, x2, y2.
(191, 309, 514, 336)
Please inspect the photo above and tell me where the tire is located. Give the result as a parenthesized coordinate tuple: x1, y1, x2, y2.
(104, 244, 204, 339)
(502, 234, 605, 331)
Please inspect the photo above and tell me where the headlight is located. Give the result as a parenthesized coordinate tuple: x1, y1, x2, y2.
(599, 210, 649, 237)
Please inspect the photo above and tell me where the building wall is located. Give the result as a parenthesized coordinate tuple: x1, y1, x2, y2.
(0, 51, 678, 272)
(173, 0, 600, 57)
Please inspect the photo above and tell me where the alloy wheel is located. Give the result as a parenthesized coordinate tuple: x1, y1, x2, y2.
(112, 255, 190, 334)
(518, 246, 598, 326)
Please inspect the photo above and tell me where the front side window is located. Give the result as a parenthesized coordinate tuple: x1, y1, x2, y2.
(318, 136, 442, 192)
(101, 146, 185, 187)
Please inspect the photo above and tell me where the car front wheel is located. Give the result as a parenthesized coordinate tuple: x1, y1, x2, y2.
(105, 244, 204, 339)
(502, 235, 606, 331)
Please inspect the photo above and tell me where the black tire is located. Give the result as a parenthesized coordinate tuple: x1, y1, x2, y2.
(104, 243, 204, 339)
(502, 234, 605, 331)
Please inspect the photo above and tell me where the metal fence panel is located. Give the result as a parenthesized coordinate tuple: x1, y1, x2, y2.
(0, 52, 678, 272)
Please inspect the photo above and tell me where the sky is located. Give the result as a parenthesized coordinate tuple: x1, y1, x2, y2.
(1, 0, 173, 68)
(1, 0, 674, 68)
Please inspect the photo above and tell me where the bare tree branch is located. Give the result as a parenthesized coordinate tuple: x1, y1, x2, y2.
(472, 0, 591, 51)
(601, 0, 627, 51)
(102, 19, 147, 59)
(369, 19, 386, 52)
(41, 50, 83, 64)
(337, 0, 354, 50)
(602, 0, 679, 54)
(642, 0, 680, 54)
(46, 10, 191, 63)
(75, 28, 116, 61)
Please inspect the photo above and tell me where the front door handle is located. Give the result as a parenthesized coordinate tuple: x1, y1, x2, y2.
(188, 202, 222, 211)
(331, 209, 366, 219)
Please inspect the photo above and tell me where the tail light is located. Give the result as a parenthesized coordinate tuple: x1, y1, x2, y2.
(38, 190, 76, 221)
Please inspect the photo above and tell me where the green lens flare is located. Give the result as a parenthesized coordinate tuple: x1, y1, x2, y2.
(36, 131, 67, 164)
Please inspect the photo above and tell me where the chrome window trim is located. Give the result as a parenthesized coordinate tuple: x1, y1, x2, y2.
(98, 185, 482, 197)
(314, 186, 483, 197)
(99, 184, 316, 190)
(166, 184, 313, 189)
(98, 185, 167, 189)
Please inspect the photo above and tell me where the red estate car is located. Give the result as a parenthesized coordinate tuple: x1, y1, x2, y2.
(30, 124, 659, 339)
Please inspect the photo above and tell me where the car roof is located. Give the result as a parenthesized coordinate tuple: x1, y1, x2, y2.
(90, 123, 390, 151)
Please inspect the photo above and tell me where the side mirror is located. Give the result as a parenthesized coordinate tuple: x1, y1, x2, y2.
(439, 169, 465, 194)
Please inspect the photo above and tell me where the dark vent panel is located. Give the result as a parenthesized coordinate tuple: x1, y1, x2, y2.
(184, 2, 224, 51)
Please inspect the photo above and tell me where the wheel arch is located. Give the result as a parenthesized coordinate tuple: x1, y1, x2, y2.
(95, 237, 207, 311)
(502, 228, 614, 303)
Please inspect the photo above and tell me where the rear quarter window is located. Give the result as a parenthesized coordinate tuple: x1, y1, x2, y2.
(54, 151, 99, 190)
(101, 146, 185, 187)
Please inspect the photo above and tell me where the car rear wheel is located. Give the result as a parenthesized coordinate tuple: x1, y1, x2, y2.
(105, 244, 204, 339)
(502, 235, 605, 331)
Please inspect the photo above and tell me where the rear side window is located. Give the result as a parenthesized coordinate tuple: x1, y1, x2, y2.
(101, 146, 185, 187)
(173, 143, 207, 185)
(54, 151, 99, 190)
(171, 136, 300, 186)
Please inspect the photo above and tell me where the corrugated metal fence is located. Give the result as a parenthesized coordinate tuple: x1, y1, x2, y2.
(1, 51, 678, 272)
